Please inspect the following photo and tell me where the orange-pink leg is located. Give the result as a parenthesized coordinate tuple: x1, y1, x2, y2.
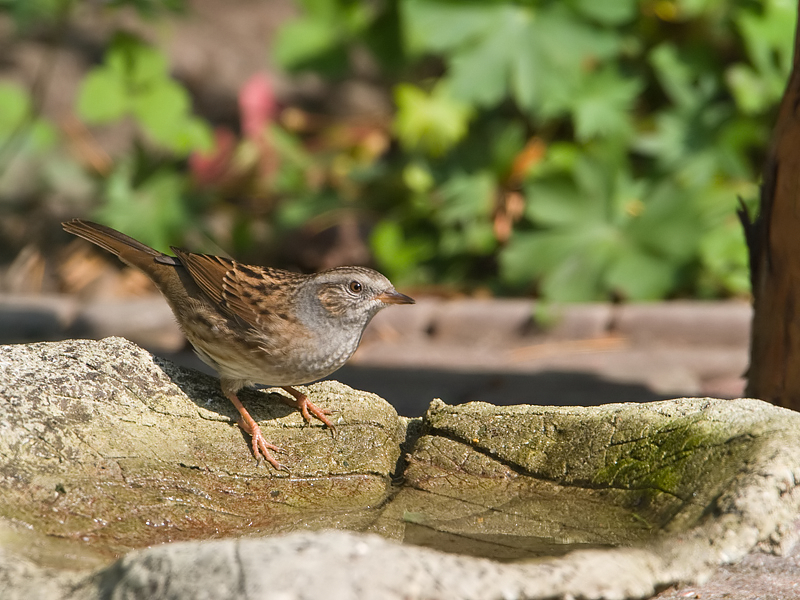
(224, 390, 287, 472)
(281, 386, 335, 431)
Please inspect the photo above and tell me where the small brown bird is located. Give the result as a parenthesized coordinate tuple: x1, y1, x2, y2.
(62, 219, 414, 470)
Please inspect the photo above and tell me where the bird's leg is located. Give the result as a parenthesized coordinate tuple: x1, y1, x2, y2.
(223, 389, 288, 472)
(280, 386, 335, 431)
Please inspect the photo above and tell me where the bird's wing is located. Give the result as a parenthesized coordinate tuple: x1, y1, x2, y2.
(171, 248, 299, 328)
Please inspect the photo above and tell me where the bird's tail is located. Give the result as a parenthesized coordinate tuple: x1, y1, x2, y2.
(62, 219, 163, 258)
(61, 218, 185, 282)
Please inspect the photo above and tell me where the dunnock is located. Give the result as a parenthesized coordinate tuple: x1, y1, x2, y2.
(62, 219, 414, 471)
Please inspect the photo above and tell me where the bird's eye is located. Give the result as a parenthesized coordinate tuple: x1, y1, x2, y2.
(348, 280, 363, 294)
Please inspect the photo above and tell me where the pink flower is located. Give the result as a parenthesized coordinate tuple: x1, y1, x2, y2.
(239, 73, 277, 140)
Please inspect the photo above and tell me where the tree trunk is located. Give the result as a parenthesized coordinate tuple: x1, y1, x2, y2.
(743, 1, 800, 408)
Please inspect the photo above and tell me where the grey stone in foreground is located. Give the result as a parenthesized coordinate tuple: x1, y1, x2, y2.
(90, 530, 673, 600)
(1, 338, 799, 600)
(0, 337, 404, 558)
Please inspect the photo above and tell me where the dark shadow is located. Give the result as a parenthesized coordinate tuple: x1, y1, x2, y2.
(149, 351, 304, 423)
(0, 306, 69, 343)
(333, 365, 667, 417)
(157, 350, 668, 418)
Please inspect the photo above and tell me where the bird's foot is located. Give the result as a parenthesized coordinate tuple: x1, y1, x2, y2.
(224, 389, 289, 472)
(280, 386, 336, 432)
(237, 417, 289, 472)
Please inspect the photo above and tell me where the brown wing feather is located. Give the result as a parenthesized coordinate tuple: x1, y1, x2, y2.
(223, 264, 299, 326)
(172, 248, 303, 329)
(171, 248, 231, 306)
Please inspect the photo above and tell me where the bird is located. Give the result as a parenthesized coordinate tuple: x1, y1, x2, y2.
(61, 219, 414, 471)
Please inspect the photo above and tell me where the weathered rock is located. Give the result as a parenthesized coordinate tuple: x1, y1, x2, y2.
(401, 398, 766, 547)
(1, 337, 799, 600)
(0, 337, 405, 560)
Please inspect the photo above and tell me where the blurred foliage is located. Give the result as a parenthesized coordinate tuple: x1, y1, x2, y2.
(0, 0, 794, 300)
(77, 34, 212, 156)
(0, 0, 201, 252)
(272, 0, 790, 300)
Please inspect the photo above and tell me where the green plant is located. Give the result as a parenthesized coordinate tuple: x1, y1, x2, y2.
(0, 0, 204, 254)
(273, 0, 792, 300)
(77, 34, 211, 157)
(0, 0, 792, 300)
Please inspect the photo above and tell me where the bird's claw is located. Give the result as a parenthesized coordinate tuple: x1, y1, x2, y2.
(238, 418, 288, 472)
(279, 388, 336, 431)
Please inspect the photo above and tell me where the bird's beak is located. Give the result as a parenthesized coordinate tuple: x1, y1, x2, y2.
(376, 289, 415, 305)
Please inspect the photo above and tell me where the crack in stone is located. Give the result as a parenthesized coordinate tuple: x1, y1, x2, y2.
(70, 430, 107, 463)
(402, 481, 521, 517)
(21, 424, 70, 463)
(426, 426, 690, 503)
(606, 418, 703, 448)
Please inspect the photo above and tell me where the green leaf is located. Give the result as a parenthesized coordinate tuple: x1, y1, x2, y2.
(569, 0, 638, 25)
(525, 6, 619, 115)
(510, 33, 542, 113)
(500, 230, 583, 289)
(541, 261, 599, 302)
(726, 0, 795, 117)
(571, 68, 640, 141)
(114, 44, 170, 87)
(437, 171, 494, 224)
(505, 148, 705, 301)
(94, 162, 189, 251)
(726, 65, 771, 115)
(698, 219, 750, 296)
(402, 161, 435, 193)
(273, 18, 339, 68)
(648, 42, 722, 118)
(434, 171, 497, 256)
(605, 251, 676, 300)
(629, 182, 702, 261)
(635, 52, 744, 189)
(0, 83, 31, 135)
(131, 80, 197, 152)
(540, 234, 615, 301)
(735, 0, 795, 83)
(370, 219, 434, 283)
(406, 2, 620, 117)
(78, 36, 211, 155)
(524, 176, 587, 226)
(393, 83, 473, 156)
(447, 5, 529, 108)
(401, 0, 503, 55)
(271, 1, 375, 72)
(76, 70, 128, 123)
(449, 30, 514, 107)
(168, 116, 214, 155)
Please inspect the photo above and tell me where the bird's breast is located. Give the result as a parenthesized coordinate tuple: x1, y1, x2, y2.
(279, 325, 363, 382)
(197, 322, 362, 386)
